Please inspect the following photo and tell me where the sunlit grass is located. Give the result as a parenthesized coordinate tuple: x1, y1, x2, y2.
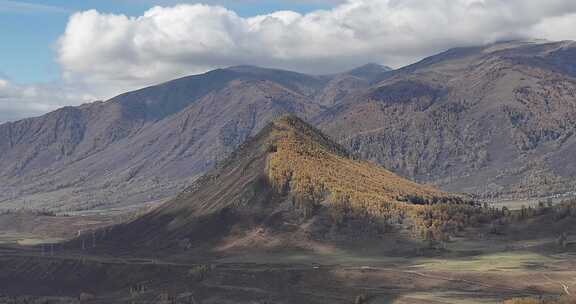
(412, 251, 554, 272)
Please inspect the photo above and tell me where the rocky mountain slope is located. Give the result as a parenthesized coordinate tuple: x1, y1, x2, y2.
(317, 40, 576, 198)
(1, 40, 576, 210)
(0, 67, 330, 210)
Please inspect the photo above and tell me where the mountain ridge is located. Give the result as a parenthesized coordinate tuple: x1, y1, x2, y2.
(2, 40, 576, 211)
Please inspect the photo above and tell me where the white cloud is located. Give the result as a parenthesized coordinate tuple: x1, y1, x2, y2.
(0, 78, 95, 123)
(54, 0, 576, 100)
(531, 13, 576, 42)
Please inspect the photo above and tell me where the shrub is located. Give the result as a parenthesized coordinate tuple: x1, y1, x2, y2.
(187, 264, 212, 282)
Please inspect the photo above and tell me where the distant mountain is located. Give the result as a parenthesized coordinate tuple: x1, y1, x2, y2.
(1, 40, 576, 211)
(97, 115, 461, 251)
(314, 63, 392, 107)
(346, 63, 393, 79)
(0, 66, 327, 210)
(317, 40, 576, 197)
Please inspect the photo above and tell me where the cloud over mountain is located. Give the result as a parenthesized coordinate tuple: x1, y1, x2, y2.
(55, 0, 576, 98)
(2, 0, 576, 123)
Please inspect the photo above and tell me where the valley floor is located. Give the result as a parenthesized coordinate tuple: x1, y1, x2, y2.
(0, 233, 574, 303)
(0, 200, 574, 304)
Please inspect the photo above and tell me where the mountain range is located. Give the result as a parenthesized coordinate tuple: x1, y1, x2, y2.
(1, 40, 576, 211)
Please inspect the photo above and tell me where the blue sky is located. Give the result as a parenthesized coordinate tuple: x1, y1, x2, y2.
(0, 0, 331, 84)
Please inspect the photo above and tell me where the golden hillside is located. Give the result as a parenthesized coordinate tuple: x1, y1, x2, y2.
(113, 115, 478, 249)
(263, 116, 479, 242)
(268, 115, 460, 211)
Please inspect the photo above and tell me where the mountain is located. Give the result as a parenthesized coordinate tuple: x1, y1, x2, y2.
(0, 66, 327, 211)
(347, 63, 393, 79)
(1, 40, 576, 211)
(316, 40, 576, 197)
(97, 115, 462, 251)
(314, 63, 393, 107)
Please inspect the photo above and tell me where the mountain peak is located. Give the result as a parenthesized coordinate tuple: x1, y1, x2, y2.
(346, 63, 392, 79)
(268, 114, 350, 157)
(104, 114, 462, 250)
(213, 114, 349, 174)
